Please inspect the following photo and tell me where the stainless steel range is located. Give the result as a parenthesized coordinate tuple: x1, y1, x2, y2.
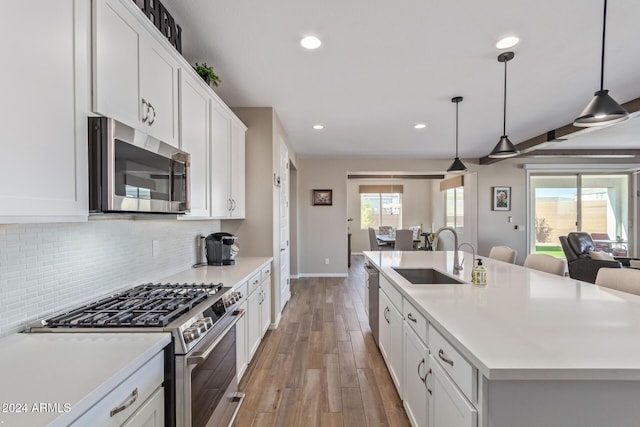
(28, 282, 245, 427)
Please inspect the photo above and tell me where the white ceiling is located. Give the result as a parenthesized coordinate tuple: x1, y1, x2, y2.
(162, 0, 640, 159)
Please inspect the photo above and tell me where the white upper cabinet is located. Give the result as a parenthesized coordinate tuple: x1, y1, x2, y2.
(93, 0, 179, 147)
(179, 71, 210, 217)
(210, 99, 246, 219)
(230, 120, 246, 218)
(0, 0, 90, 223)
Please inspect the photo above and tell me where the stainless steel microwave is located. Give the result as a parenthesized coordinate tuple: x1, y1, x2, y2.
(88, 117, 190, 214)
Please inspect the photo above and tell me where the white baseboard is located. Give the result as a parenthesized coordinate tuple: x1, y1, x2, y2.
(297, 273, 349, 278)
(290, 274, 299, 279)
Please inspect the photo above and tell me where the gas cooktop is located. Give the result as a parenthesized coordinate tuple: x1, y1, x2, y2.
(40, 282, 225, 328)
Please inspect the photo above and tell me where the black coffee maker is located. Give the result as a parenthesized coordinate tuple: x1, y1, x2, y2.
(205, 232, 238, 266)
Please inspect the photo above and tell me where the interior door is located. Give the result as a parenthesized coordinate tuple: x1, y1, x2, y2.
(279, 140, 291, 310)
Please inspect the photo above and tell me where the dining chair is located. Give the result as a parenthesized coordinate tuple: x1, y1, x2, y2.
(368, 227, 381, 250)
(394, 229, 414, 251)
(595, 268, 640, 296)
(488, 246, 518, 264)
(523, 253, 566, 276)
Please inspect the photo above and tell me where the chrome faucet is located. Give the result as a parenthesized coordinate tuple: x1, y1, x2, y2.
(433, 227, 461, 273)
(457, 242, 476, 271)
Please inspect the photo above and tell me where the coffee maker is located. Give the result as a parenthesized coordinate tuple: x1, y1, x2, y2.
(205, 232, 239, 266)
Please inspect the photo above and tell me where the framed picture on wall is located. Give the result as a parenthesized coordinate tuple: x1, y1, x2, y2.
(312, 189, 333, 206)
(492, 186, 511, 211)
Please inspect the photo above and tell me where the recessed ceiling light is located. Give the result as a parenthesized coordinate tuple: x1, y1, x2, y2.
(300, 36, 322, 50)
(496, 36, 520, 49)
(414, 123, 427, 129)
(313, 124, 324, 130)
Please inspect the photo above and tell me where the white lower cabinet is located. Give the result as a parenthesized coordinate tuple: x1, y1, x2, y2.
(260, 274, 272, 334)
(236, 299, 248, 382)
(429, 354, 477, 427)
(247, 286, 262, 360)
(403, 324, 430, 427)
(379, 290, 403, 395)
(70, 350, 165, 426)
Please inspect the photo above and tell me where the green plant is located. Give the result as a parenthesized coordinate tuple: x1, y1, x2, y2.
(193, 62, 220, 87)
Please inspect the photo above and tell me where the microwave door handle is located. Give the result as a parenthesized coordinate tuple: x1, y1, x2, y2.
(187, 310, 245, 366)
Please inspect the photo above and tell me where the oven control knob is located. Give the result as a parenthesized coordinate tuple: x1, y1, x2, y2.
(194, 321, 207, 334)
(183, 327, 200, 343)
(202, 317, 213, 329)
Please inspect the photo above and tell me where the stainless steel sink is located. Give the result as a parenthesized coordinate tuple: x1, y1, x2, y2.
(392, 268, 465, 284)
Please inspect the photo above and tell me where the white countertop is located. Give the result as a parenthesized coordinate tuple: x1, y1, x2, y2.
(160, 257, 272, 289)
(365, 250, 640, 381)
(0, 332, 170, 426)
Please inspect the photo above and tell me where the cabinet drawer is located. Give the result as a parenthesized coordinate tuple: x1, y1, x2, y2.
(380, 274, 402, 312)
(247, 272, 261, 295)
(261, 264, 272, 280)
(403, 298, 428, 345)
(428, 325, 477, 402)
(70, 350, 164, 426)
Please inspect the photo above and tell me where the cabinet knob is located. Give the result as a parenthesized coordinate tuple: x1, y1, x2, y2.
(407, 312, 417, 323)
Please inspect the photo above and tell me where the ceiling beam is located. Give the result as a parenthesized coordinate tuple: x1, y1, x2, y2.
(520, 149, 640, 157)
(479, 97, 640, 165)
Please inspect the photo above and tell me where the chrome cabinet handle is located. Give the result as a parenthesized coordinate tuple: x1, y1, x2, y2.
(425, 368, 432, 395)
(148, 103, 156, 125)
(438, 349, 454, 366)
(228, 198, 233, 211)
(417, 358, 426, 383)
(141, 98, 149, 123)
(384, 307, 390, 324)
(407, 313, 417, 323)
(110, 388, 138, 417)
(231, 198, 236, 211)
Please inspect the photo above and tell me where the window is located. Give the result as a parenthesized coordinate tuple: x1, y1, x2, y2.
(360, 192, 402, 229)
(530, 173, 629, 258)
(445, 187, 464, 231)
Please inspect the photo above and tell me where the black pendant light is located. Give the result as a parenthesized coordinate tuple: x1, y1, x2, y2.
(489, 52, 520, 159)
(574, 0, 628, 127)
(447, 96, 467, 173)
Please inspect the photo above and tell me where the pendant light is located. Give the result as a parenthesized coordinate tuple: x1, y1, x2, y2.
(574, 0, 628, 127)
(447, 96, 467, 173)
(489, 51, 520, 158)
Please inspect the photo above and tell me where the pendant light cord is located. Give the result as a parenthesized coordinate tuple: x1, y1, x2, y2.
(455, 101, 459, 156)
(600, 0, 607, 91)
(503, 59, 507, 136)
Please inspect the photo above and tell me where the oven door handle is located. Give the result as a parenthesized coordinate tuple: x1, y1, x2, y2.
(187, 309, 245, 366)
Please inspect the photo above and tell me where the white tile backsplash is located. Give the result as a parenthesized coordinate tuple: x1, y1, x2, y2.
(0, 218, 220, 336)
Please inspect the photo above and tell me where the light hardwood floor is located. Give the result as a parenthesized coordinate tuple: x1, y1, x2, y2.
(236, 255, 411, 427)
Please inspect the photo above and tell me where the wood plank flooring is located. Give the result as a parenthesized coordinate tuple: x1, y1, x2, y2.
(236, 255, 411, 427)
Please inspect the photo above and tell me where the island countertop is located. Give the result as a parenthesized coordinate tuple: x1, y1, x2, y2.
(364, 250, 640, 381)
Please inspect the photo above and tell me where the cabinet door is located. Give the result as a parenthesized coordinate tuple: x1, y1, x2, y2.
(260, 280, 271, 336)
(379, 292, 391, 362)
(388, 301, 404, 396)
(139, 37, 179, 146)
(0, 0, 89, 221)
(429, 354, 477, 427)
(121, 387, 164, 427)
(247, 289, 262, 361)
(236, 300, 248, 382)
(404, 324, 429, 427)
(229, 120, 246, 218)
(93, 0, 141, 129)
(210, 100, 231, 218)
(179, 72, 210, 217)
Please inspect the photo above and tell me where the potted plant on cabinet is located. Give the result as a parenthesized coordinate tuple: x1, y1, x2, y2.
(193, 62, 221, 87)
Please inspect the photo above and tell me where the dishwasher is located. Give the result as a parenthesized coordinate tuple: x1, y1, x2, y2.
(365, 263, 380, 345)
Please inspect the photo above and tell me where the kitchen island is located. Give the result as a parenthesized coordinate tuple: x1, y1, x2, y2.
(365, 250, 640, 427)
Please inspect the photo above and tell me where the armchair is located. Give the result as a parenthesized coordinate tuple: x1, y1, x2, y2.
(559, 232, 623, 284)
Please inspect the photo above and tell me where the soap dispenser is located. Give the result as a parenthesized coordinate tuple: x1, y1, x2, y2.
(472, 259, 487, 286)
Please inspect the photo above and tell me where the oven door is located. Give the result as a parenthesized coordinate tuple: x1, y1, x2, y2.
(175, 310, 245, 427)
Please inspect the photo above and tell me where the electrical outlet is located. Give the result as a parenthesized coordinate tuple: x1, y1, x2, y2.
(152, 240, 160, 257)
(508, 216, 513, 223)
(325, 258, 330, 265)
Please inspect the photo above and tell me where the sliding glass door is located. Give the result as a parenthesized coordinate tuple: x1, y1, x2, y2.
(530, 174, 629, 258)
